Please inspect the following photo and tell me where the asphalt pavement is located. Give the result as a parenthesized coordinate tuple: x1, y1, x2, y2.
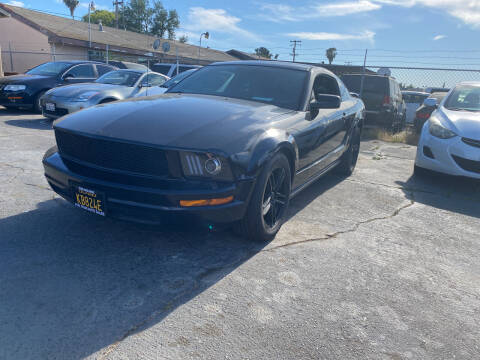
(0, 107, 479, 359)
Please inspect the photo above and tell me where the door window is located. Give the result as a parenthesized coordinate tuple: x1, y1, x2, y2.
(313, 74, 340, 100)
(141, 74, 167, 87)
(96, 65, 115, 76)
(64, 64, 95, 79)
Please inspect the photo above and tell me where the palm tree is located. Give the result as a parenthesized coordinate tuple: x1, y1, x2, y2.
(63, 0, 79, 19)
(325, 47, 337, 65)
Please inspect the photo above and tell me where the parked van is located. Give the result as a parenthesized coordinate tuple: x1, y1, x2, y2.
(342, 74, 406, 131)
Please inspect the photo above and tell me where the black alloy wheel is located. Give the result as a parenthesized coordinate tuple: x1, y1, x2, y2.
(335, 125, 361, 176)
(262, 167, 289, 230)
(237, 153, 291, 242)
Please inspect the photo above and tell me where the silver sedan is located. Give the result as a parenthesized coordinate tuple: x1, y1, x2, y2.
(40, 69, 169, 119)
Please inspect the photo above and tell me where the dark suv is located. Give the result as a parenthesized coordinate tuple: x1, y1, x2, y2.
(0, 61, 117, 112)
(342, 74, 406, 131)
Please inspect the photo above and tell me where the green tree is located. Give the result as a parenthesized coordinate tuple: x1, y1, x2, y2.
(178, 35, 188, 43)
(82, 10, 115, 27)
(122, 0, 180, 37)
(254, 47, 272, 59)
(325, 47, 337, 64)
(124, 0, 152, 33)
(63, 0, 79, 19)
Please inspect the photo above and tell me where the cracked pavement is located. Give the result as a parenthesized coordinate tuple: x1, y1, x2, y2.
(0, 108, 479, 359)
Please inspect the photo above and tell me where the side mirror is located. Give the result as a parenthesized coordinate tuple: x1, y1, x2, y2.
(424, 98, 438, 107)
(311, 94, 341, 110)
(350, 92, 360, 98)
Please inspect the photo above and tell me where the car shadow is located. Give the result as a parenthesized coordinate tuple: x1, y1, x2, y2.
(0, 198, 264, 359)
(4, 118, 52, 130)
(396, 172, 480, 218)
(0, 170, 347, 359)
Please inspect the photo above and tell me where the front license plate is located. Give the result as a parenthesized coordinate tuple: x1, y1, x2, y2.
(45, 103, 55, 111)
(74, 186, 106, 216)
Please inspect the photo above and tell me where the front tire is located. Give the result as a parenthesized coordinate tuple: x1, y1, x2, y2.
(335, 126, 361, 176)
(33, 90, 46, 113)
(237, 153, 291, 242)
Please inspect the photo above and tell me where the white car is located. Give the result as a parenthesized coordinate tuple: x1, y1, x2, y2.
(415, 82, 480, 179)
(402, 91, 429, 124)
(133, 68, 197, 98)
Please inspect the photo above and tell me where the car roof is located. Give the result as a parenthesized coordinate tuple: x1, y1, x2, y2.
(402, 91, 429, 95)
(210, 60, 315, 72)
(108, 68, 150, 74)
(54, 60, 106, 65)
(456, 81, 480, 86)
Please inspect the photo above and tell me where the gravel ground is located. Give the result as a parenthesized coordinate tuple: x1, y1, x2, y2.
(0, 108, 479, 359)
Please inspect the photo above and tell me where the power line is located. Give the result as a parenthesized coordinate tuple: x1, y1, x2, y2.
(290, 40, 301, 62)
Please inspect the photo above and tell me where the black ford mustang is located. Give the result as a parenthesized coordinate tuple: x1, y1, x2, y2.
(43, 61, 365, 242)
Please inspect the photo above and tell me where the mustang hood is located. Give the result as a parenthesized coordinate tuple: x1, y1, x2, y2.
(48, 83, 127, 98)
(54, 94, 295, 154)
(438, 107, 480, 137)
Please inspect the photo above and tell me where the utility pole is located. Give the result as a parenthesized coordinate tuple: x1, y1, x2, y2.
(359, 49, 368, 98)
(290, 40, 301, 62)
(113, 0, 124, 29)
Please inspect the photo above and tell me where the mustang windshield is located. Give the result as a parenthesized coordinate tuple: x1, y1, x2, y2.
(168, 65, 308, 110)
(444, 85, 480, 112)
(96, 71, 142, 86)
(26, 62, 72, 76)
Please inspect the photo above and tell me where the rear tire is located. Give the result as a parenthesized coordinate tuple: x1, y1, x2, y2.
(335, 126, 361, 176)
(237, 153, 291, 242)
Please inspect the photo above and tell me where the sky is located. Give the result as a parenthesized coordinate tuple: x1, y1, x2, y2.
(4, 0, 480, 86)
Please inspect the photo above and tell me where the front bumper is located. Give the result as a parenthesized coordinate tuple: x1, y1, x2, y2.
(43, 151, 255, 224)
(40, 95, 97, 119)
(415, 123, 480, 179)
(0, 90, 33, 108)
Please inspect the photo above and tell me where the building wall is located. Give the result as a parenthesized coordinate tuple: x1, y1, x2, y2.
(52, 44, 87, 61)
(0, 16, 51, 73)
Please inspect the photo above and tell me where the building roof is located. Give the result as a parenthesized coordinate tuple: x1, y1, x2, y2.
(0, 4, 237, 64)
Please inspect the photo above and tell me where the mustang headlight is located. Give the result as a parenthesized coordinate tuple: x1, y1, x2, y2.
(428, 116, 456, 139)
(4, 84, 26, 91)
(180, 152, 233, 180)
(74, 91, 100, 102)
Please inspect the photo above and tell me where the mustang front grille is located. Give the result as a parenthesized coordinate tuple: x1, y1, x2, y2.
(55, 130, 169, 177)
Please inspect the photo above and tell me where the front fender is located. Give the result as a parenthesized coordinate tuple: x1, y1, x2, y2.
(231, 129, 298, 179)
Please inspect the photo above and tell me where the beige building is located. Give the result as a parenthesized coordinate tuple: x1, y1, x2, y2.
(0, 3, 238, 74)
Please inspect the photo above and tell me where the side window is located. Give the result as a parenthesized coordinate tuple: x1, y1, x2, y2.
(313, 74, 340, 100)
(152, 64, 172, 75)
(141, 74, 167, 87)
(64, 64, 95, 79)
(179, 66, 194, 73)
(96, 65, 115, 76)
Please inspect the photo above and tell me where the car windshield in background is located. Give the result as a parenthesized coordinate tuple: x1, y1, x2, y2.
(444, 85, 480, 112)
(26, 62, 72, 76)
(168, 65, 308, 110)
(429, 92, 447, 102)
(162, 70, 194, 88)
(341, 75, 387, 94)
(96, 71, 142, 86)
(404, 94, 429, 103)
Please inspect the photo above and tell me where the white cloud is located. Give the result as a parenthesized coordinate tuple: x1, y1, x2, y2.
(373, 0, 480, 28)
(6, 1, 25, 6)
(286, 30, 376, 41)
(261, 0, 480, 28)
(433, 34, 446, 40)
(183, 7, 260, 41)
(260, 1, 381, 22)
(79, 2, 109, 11)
